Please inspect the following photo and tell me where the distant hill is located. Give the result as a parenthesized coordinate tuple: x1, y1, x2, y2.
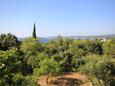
(19, 34, 115, 42)
(69, 34, 115, 39)
(39, 34, 115, 42)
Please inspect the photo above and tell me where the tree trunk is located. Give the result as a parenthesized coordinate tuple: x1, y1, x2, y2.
(46, 75, 50, 84)
(97, 79, 101, 86)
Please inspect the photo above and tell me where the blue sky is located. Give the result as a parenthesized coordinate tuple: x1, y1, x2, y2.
(0, 0, 115, 37)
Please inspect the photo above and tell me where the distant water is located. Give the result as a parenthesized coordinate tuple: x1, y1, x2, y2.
(39, 39, 49, 43)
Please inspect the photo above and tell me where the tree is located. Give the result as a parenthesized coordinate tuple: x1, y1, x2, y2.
(12, 73, 39, 86)
(20, 38, 42, 55)
(44, 41, 58, 56)
(85, 40, 103, 55)
(0, 48, 20, 85)
(27, 52, 48, 69)
(58, 51, 73, 72)
(0, 33, 20, 51)
(37, 58, 61, 84)
(103, 38, 115, 58)
(78, 55, 112, 86)
(32, 23, 37, 38)
(20, 38, 43, 70)
(12, 73, 26, 86)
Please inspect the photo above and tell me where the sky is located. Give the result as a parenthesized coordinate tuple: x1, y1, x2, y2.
(0, 0, 115, 37)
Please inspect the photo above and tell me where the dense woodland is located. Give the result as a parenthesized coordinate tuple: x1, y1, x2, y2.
(0, 27, 115, 86)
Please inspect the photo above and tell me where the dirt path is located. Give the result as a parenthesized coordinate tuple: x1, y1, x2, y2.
(38, 73, 89, 86)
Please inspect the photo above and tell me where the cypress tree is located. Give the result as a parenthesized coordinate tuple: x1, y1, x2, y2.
(32, 23, 37, 38)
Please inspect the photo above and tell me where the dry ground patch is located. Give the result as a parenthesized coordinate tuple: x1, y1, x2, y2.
(38, 73, 90, 86)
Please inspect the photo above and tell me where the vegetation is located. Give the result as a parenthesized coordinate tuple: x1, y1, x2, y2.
(36, 58, 61, 84)
(0, 32, 115, 86)
(32, 23, 37, 38)
(78, 55, 112, 86)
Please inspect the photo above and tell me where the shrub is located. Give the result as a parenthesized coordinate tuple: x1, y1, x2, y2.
(78, 55, 112, 86)
(37, 58, 61, 84)
(12, 73, 26, 86)
(12, 73, 39, 86)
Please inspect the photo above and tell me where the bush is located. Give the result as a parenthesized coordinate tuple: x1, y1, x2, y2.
(12, 73, 26, 86)
(25, 75, 39, 86)
(78, 55, 112, 86)
(103, 38, 115, 58)
(12, 73, 39, 86)
(37, 58, 61, 84)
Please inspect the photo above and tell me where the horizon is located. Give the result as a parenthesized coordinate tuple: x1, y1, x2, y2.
(0, 0, 115, 37)
(18, 33, 115, 38)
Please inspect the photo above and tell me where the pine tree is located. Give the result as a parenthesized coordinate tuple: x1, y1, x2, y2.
(32, 23, 37, 38)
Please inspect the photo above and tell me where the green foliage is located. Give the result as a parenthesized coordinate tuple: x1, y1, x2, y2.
(20, 38, 46, 70)
(78, 55, 112, 85)
(85, 39, 103, 55)
(0, 33, 20, 51)
(12, 73, 39, 86)
(12, 73, 26, 86)
(69, 39, 86, 56)
(20, 38, 42, 54)
(44, 40, 59, 56)
(44, 36, 73, 56)
(103, 38, 115, 57)
(58, 51, 73, 72)
(36, 58, 61, 84)
(69, 39, 103, 56)
(38, 58, 61, 76)
(0, 32, 114, 86)
(27, 52, 49, 68)
(0, 48, 20, 85)
(71, 57, 85, 72)
(20, 61, 33, 76)
(69, 39, 103, 72)
(24, 75, 39, 86)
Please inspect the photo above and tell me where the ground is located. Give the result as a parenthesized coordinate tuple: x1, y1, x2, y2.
(38, 73, 91, 86)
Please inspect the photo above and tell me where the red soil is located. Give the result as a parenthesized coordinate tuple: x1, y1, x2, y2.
(38, 73, 89, 86)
